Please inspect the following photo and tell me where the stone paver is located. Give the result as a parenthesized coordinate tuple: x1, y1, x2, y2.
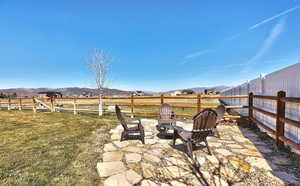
(97, 118, 300, 185)
(228, 156, 251, 172)
(227, 144, 243, 149)
(113, 141, 130, 148)
(209, 142, 223, 147)
(103, 169, 142, 186)
(103, 173, 131, 186)
(125, 169, 143, 185)
(206, 155, 219, 165)
(96, 161, 127, 177)
(196, 156, 206, 165)
(141, 180, 159, 186)
(111, 134, 120, 140)
(159, 165, 190, 179)
(122, 146, 144, 153)
(102, 151, 123, 162)
(144, 153, 161, 163)
(245, 157, 273, 171)
(103, 143, 117, 152)
(215, 148, 233, 156)
(125, 153, 142, 163)
(170, 180, 187, 186)
(142, 162, 156, 178)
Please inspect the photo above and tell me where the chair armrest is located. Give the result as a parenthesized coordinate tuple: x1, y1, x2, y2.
(173, 126, 188, 133)
(126, 117, 141, 124)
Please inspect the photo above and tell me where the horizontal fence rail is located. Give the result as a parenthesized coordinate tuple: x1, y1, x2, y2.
(0, 94, 248, 119)
(249, 91, 300, 151)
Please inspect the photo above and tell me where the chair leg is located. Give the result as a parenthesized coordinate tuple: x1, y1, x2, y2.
(141, 136, 145, 144)
(140, 129, 145, 144)
(121, 131, 125, 142)
(213, 128, 220, 138)
(204, 139, 211, 155)
(173, 131, 177, 146)
(215, 130, 220, 138)
(141, 133, 145, 144)
(187, 141, 193, 159)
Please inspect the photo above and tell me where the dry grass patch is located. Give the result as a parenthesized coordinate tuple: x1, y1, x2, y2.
(0, 110, 117, 186)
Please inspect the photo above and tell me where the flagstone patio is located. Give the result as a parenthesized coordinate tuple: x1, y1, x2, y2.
(97, 119, 300, 186)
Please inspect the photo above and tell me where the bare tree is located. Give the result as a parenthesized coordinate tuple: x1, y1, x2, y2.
(89, 49, 113, 116)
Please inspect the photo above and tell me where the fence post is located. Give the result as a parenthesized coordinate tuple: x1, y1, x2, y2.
(248, 92, 253, 123)
(50, 96, 55, 112)
(8, 97, 11, 110)
(131, 95, 134, 117)
(276, 91, 286, 147)
(32, 97, 37, 113)
(18, 98, 21, 110)
(197, 94, 201, 113)
(73, 98, 77, 115)
(160, 94, 164, 104)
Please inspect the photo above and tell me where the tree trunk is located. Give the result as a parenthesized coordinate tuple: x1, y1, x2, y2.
(99, 94, 103, 116)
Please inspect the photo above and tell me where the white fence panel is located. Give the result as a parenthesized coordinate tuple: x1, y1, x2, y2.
(220, 62, 300, 152)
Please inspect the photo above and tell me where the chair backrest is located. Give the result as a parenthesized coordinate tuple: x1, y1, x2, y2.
(192, 109, 217, 132)
(160, 103, 173, 120)
(215, 105, 225, 123)
(115, 105, 128, 130)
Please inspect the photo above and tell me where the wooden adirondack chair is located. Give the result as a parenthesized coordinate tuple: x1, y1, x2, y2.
(157, 103, 176, 135)
(173, 109, 218, 158)
(115, 105, 145, 144)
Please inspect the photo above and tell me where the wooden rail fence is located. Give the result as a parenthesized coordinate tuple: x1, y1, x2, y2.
(1, 92, 300, 151)
(248, 91, 300, 151)
(0, 94, 248, 119)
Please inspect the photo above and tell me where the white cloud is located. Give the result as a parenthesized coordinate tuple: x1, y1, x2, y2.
(249, 6, 299, 30)
(184, 49, 213, 59)
(223, 6, 299, 42)
(242, 18, 286, 72)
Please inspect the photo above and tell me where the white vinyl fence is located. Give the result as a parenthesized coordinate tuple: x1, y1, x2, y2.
(220, 62, 300, 152)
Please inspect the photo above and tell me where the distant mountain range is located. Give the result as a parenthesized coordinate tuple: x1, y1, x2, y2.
(0, 87, 132, 96)
(0, 85, 230, 96)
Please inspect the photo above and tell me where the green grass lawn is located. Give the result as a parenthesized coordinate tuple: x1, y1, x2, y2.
(0, 110, 117, 186)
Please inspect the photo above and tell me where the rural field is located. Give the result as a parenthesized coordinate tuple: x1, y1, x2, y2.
(0, 110, 117, 185)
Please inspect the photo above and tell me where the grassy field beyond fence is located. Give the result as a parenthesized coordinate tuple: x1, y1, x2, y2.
(1, 94, 246, 119)
(55, 94, 221, 117)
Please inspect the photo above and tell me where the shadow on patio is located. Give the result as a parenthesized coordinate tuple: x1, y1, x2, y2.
(96, 118, 300, 186)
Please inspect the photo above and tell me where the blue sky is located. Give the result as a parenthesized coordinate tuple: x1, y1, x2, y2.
(0, 0, 300, 91)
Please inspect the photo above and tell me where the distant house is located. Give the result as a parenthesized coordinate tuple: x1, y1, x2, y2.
(204, 89, 219, 95)
(79, 91, 95, 98)
(133, 91, 144, 96)
(38, 92, 63, 98)
(0, 92, 9, 98)
(181, 89, 195, 95)
(170, 90, 182, 96)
